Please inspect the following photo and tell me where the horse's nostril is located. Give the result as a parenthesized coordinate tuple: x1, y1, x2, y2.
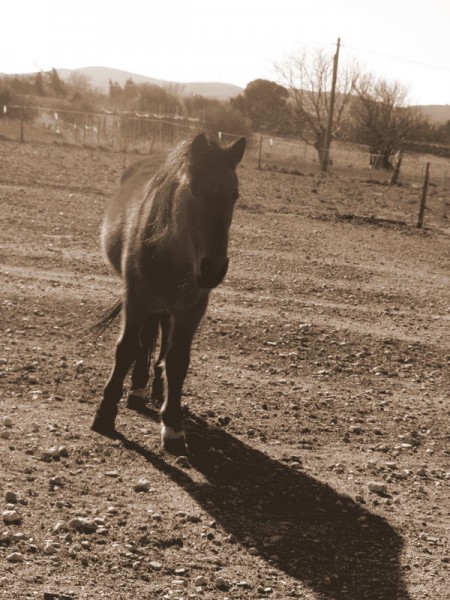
(198, 257, 229, 288)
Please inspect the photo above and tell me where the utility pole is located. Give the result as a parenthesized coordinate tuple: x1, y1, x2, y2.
(417, 162, 430, 229)
(321, 37, 340, 172)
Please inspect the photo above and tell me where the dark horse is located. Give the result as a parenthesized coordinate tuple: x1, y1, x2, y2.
(92, 133, 246, 454)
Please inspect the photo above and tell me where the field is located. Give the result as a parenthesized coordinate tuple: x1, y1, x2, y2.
(1, 140, 449, 600)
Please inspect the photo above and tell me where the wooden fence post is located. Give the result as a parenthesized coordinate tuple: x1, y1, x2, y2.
(390, 149, 403, 186)
(417, 162, 430, 229)
(258, 136, 263, 170)
(20, 107, 25, 143)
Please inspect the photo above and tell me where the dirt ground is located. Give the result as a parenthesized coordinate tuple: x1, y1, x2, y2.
(1, 140, 449, 600)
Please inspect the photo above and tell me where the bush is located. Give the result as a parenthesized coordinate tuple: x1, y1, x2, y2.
(203, 104, 251, 137)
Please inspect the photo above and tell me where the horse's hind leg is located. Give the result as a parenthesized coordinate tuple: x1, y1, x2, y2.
(127, 314, 159, 410)
(150, 312, 171, 404)
(92, 306, 143, 436)
(161, 297, 208, 455)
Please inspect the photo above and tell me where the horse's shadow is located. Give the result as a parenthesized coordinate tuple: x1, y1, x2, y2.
(117, 406, 410, 600)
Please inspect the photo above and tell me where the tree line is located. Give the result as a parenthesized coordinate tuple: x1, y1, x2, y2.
(1, 55, 449, 169)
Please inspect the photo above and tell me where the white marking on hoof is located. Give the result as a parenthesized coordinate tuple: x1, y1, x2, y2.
(161, 424, 184, 443)
(128, 388, 147, 399)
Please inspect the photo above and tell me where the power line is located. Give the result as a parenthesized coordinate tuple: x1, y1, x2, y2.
(342, 43, 450, 74)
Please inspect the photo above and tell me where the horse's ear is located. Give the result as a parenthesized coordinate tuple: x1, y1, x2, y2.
(191, 133, 210, 156)
(226, 137, 246, 168)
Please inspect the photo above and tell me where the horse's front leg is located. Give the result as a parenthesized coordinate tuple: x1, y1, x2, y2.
(160, 297, 208, 454)
(127, 314, 160, 410)
(92, 308, 142, 436)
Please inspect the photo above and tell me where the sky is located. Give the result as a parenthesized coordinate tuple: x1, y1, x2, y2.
(1, 0, 449, 105)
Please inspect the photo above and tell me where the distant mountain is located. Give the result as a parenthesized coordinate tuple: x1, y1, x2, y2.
(57, 66, 243, 100)
(416, 104, 450, 124)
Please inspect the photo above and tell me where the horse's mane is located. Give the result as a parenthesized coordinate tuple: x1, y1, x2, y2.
(154, 135, 226, 187)
(144, 136, 227, 247)
(142, 141, 191, 248)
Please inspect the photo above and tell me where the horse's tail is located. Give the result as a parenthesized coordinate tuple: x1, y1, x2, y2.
(91, 299, 122, 337)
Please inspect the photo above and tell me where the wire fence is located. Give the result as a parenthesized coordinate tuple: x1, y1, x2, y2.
(251, 136, 450, 191)
(1, 104, 449, 191)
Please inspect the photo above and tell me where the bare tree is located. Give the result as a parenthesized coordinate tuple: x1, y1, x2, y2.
(276, 48, 359, 164)
(67, 72, 92, 94)
(352, 75, 424, 169)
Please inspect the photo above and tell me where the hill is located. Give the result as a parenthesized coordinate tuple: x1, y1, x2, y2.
(57, 66, 243, 100)
(416, 104, 450, 124)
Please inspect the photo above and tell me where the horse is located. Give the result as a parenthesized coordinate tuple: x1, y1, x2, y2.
(91, 132, 246, 455)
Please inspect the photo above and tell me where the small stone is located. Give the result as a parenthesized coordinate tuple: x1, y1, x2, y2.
(68, 518, 83, 530)
(349, 426, 363, 434)
(79, 519, 97, 534)
(6, 552, 24, 563)
(2, 510, 22, 524)
(368, 481, 388, 494)
(237, 581, 252, 589)
(194, 576, 207, 587)
(68, 517, 97, 534)
(134, 478, 151, 492)
(186, 514, 201, 523)
(97, 526, 109, 535)
(258, 586, 273, 594)
(0, 431, 11, 439)
(267, 534, 283, 544)
(5, 491, 18, 504)
(52, 521, 67, 533)
(248, 547, 259, 555)
(43, 542, 58, 555)
(3, 416, 13, 428)
(49, 476, 65, 488)
(149, 561, 162, 570)
(174, 456, 190, 469)
(215, 577, 230, 591)
(104, 471, 120, 478)
(40, 448, 59, 462)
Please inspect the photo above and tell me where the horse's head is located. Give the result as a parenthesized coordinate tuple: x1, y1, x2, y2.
(186, 133, 246, 289)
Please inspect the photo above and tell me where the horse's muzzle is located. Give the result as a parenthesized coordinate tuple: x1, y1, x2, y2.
(196, 257, 229, 289)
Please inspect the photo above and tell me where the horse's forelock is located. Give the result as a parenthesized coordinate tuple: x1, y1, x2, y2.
(152, 137, 233, 197)
(186, 138, 232, 182)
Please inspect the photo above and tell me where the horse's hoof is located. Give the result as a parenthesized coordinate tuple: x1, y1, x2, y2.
(91, 415, 117, 438)
(163, 437, 188, 456)
(161, 425, 187, 456)
(127, 391, 147, 411)
(150, 380, 163, 405)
